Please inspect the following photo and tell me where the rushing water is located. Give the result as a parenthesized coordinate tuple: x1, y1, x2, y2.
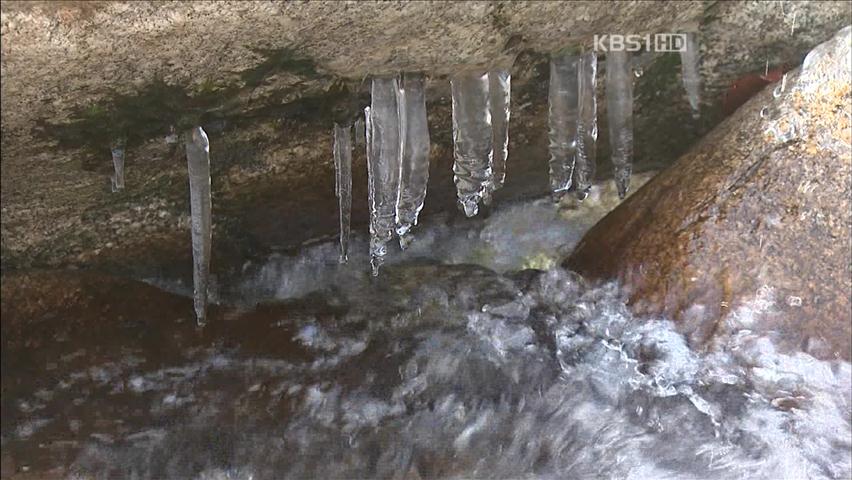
(3, 175, 850, 480)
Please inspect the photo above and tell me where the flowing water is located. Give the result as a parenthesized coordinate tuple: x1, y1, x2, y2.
(2, 175, 849, 480)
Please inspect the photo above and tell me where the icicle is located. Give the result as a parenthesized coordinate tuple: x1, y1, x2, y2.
(547, 53, 579, 199)
(488, 70, 511, 195)
(574, 51, 598, 200)
(680, 32, 701, 117)
(366, 76, 402, 275)
(110, 138, 126, 192)
(451, 72, 492, 217)
(395, 73, 431, 249)
(606, 50, 634, 199)
(354, 117, 366, 147)
(333, 123, 352, 263)
(185, 126, 212, 326)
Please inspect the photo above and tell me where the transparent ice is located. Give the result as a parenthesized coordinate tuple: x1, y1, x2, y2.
(354, 117, 365, 148)
(606, 50, 634, 199)
(680, 31, 702, 117)
(395, 73, 431, 249)
(366, 76, 402, 275)
(451, 71, 493, 217)
(574, 52, 598, 200)
(333, 123, 352, 263)
(548, 53, 579, 198)
(185, 126, 212, 326)
(110, 138, 126, 192)
(488, 70, 511, 195)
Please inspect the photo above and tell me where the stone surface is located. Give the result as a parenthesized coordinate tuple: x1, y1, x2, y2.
(567, 26, 852, 360)
(1, 1, 849, 276)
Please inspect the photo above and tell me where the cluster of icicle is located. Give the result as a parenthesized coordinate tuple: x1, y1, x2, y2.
(173, 33, 704, 320)
(450, 70, 511, 217)
(363, 74, 432, 275)
(331, 71, 512, 275)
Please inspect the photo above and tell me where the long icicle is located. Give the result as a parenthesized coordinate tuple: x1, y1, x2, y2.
(185, 126, 212, 326)
(574, 51, 598, 200)
(488, 69, 511, 196)
(333, 123, 352, 263)
(366, 76, 402, 275)
(548, 53, 579, 199)
(606, 50, 634, 199)
(451, 71, 492, 217)
(680, 31, 701, 118)
(110, 137, 126, 192)
(395, 73, 431, 249)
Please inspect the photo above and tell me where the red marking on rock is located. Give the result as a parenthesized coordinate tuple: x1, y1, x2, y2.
(722, 65, 790, 116)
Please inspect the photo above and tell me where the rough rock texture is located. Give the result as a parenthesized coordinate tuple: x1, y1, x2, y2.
(1, 1, 849, 277)
(567, 26, 852, 361)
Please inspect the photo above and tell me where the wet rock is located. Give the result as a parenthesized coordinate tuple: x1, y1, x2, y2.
(567, 27, 852, 360)
(1, 2, 849, 274)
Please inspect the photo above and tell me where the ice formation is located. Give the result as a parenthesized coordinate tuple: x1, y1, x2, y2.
(680, 32, 701, 117)
(606, 50, 634, 199)
(548, 53, 580, 198)
(574, 52, 598, 200)
(185, 126, 212, 325)
(333, 123, 352, 263)
(488, 70, 511, 195)
(451, 72, 493, 217)
(366, 77, 402, 275)
(110, 138, 126, 192)
(354, 117, 366, 147)
(395, 74, 431, 249)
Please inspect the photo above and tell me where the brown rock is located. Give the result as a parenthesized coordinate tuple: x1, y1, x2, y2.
(566, 27, 852, 360)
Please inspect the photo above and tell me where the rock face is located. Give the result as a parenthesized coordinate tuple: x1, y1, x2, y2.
(567, 27, 852, 360)
(1, 1, 849, 277)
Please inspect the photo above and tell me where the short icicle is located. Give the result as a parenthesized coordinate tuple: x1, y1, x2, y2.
(354, 117, 366, 147)
(574, 51, 598, 200)
(450, 71, 492, 217)
(680, 31, 701, 117)
(395, 73, 431, 249)
(333, 123, 352, 263)
(606, 50, 634, 199)
(185, 126, 212, 326)
(110, 138, 126, 192)
(547, 53, 580, 199)
(366, 76, 402, 276)
(488, 70, 511, 196)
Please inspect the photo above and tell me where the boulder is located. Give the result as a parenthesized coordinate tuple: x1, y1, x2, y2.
(567, 26, 852, 360)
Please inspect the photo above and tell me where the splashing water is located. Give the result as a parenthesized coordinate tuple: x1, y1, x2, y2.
(606, 50, 634, 199)
(23, 265, 848, 480)
(333, 123, 352, 263)
(185, 126, 212, 326)
(451, 71, 493, 217)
